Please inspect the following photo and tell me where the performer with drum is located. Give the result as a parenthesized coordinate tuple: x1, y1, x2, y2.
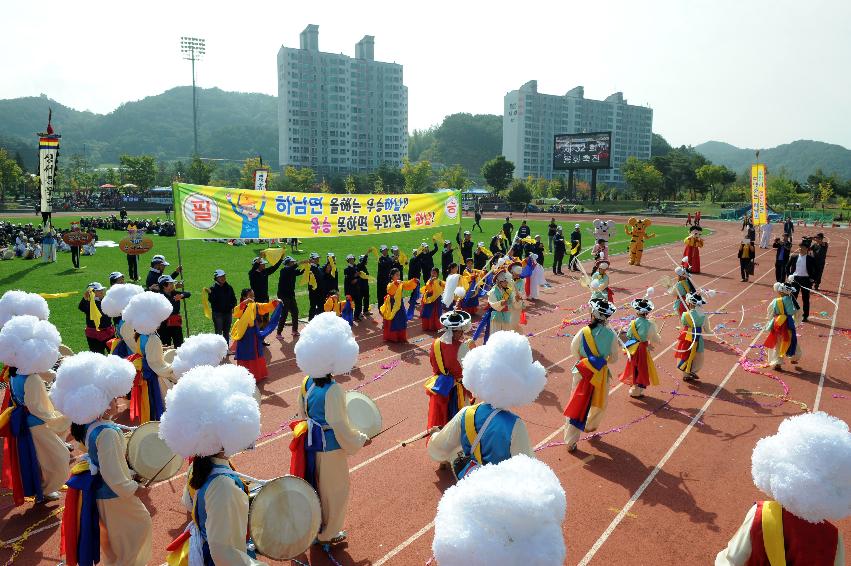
(51, 351, 151, 566)
(121, 291, 175, 423)
(0, 315, 70, 506)
(427, 331, 543, 480)
(424, 310, 474, 451)
(160, 364, 268, 565)
(292, 313, 370, 547)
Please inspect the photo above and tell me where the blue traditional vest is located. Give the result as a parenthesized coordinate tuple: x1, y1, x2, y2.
(11, 374, 45, 427)
(458, 403, 518, 466)
(193, 464, 255, 564)
(303, 377, 341, 452)
(85, 422, 124, 499)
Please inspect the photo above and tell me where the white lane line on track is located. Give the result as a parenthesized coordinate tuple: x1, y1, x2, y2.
(372, 520, 436, 566)
(813, 235, 849, 411)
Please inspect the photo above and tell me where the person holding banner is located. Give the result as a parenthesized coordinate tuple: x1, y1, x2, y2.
(231, 289, 282, 382)
(78, 282, 115, 355)
(379, 268, 419, 343)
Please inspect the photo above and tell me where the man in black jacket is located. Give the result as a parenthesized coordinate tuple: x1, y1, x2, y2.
(146, 254, 182, 290)
(407, 247, 422, 283)
(307, 252, 324, 320)
(502, 216, 514, 241)
(569, 224, 582, 272)
(441, 240, 454, 278)
(157, 274, 190, 347)
(249, 255, 283, 303)
(391, 246, 404, 280)
(529, 235, 545, 267)
(356, 254, 371, 317)
(207, 269, 237, 343)
(473, 241, 489, 270)
(417, 241, 439, 278)
(772, 235, 792, 283)
(456, 230, 474, 261)
(517, 220, 531, 241)
(811, 233, 828, 290)
(552, 227, 566, 275)
(343, 254, 362, 320)
(377, 245, 393, 305)
(786, 239, 815, 322)
(276, 257, 304, 336)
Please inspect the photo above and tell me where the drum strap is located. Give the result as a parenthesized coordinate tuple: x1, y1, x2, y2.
(465, 405, 502, 465)
(302, 382, 331, 450)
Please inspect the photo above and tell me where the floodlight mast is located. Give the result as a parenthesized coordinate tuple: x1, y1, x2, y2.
(180, 37, 205, 156)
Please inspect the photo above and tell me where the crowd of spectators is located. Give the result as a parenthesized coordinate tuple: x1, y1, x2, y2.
(79, 215, 176, 236)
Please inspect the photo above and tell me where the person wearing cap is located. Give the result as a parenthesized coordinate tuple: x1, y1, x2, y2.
(0, 317, 71, 506)
(108, 271, 125, 287)
(670, 265, 696, 317)
(424, 310, 474, 445)
(440, 240, 455, 279)
(146, 254, 182, 290)
(407, 247, 422, 284)
(811, 233, 828, 290)
(376, 245, 393, 307)
(355, 254, 371, 318)
(323, 252, 340, 291)
(418, 241, 439, 278)
(207, 269, 238, 344)
(301, 252, 322, 320)
(291, 314, 370, 547)
(552, 227, 567, 275)
(737, 238, 756, 282)
(488, 232, 504, 256)
(715, 412, 849, 566)
(379, 267, 419, 343)
(546, 218, 558, 252)
(456, 231, 474, 262)
(674, 292, 713, 382)
(420, 267, 446, 332)
(517, 220, 531, 241)
(473, 241, 490, 270)
(160, 366, 268, 566)
(248, 254, 282, 304)
(52, 353, 152, 566)
(427, 331, 541, 477)
(231, 288, 281, 382)
(563, 298, 620, 452)
(276, 256, 305, 336)
(343, 254, 363, 321)
(763, 282, 802, 371)
(529, 235, 545, 268)
(157, 275, 191, 348)
(683, 226, 704, 274)
(786, 239, 815, 322)
(78, 282, 115, 354)
(590, 238, 609, 275)
(619, 294, 661, 398)
(391, 245, 405, 279)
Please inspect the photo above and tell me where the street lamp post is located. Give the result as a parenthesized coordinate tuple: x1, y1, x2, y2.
(180, 36, 205, 156)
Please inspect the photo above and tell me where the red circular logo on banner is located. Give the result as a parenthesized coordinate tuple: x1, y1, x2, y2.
(445, 196, 459, 219)
(182, 193, 220, 231)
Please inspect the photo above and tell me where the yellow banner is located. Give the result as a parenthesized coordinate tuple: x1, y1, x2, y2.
(751, 164, 768, 226)
(173, 184, 461, 240)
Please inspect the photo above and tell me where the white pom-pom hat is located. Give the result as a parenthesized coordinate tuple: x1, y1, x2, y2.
(751, 412, 851, 523)
(462, 331, 546, 409)
(433, 455, 566, 566)
(101, 284, 144, 318)
(50, 352, 136, 424)
(122, 291, 172, 334)
(171, 333, 229, 378)
(0, 315, 61, 375)
(0, 290, 50, 328)
(295, 312, 359, 377)
(159, 364, 260, 458)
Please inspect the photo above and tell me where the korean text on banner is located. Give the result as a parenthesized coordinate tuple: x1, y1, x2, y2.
(173, 183, 462, 240)
(39, 138, 60, 213)
(750, 164, 768, 226)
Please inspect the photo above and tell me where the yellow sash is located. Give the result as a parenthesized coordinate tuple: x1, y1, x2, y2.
(88, 291, 102, 328)
(230, 302, 256, 341)
(201, 290, 212, 320)
(762, 501, 786, 566)
(464, 403, 484, 464)
(300, 268, 317, 290)
(423, 279, 444, 304)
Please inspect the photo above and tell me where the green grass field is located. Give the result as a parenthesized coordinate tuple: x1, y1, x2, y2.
(0, 215, 699, 352)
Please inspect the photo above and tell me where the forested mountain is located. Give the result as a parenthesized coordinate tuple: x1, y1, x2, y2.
(695, 140, 851, 181)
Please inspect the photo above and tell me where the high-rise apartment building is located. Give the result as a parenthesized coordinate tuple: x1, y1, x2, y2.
(503, 81, 652, 188)
(277, 25, 408, 176)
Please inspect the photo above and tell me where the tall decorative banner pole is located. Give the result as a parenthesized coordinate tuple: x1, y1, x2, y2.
(37, 109, 60, 229)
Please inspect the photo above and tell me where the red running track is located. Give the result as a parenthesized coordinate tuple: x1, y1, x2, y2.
(1, 217, 849, 565)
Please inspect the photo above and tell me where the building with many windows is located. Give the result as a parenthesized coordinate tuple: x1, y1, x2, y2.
(277, 25, 408, 176)
(503, 81, 652, 188)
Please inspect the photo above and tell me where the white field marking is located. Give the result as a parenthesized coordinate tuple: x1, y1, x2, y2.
(372, 520, 436, 566)
(575, 326, 768, 566)
(813, 235, 849, 411)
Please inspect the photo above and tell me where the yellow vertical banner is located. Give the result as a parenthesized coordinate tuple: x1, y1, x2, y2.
(751, 164, 768, 226)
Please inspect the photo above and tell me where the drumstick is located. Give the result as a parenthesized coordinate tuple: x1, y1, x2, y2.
(143, 454, 178, 487)
(368, 416, 409, 440)
(401, 426, 441, 447)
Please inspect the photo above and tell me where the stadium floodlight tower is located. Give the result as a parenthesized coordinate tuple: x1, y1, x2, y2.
(180, 36, 205, 156)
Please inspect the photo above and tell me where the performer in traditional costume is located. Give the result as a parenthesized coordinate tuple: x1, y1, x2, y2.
(683, 226, 704, 274)
(589, 260, 613, 302)
(78, 282, 115, 355)
(420, 267, 446, 331)
(485, 269, 520, 337)
(51, 352, 151, 566)
(0, 315, 70, 506)
(674, 292, 713, 382)
(510, 264, 527, 328)
(432, 455, 566, 566)
(427, 331, 542, 478)
(161, 364, 267, 566)
(101, 283, 144, 359)
(715, 412, 848, 565)
(324, 289, 356, 326)
(763, 282, 802, 370)
(0, 291, 51, 411)
(121, 291, 175, 423)
(231, 289, 282, 382)
(458, 259, 485, 315)
(562, 298, 619, 452)
(424, 310, 474, 448)
(520, 253, 546, 300)
(618, 293, 661, 398)
(290, 313, 369, 547)
(379, 268, 419, 343)
(670, 265, 696, 317)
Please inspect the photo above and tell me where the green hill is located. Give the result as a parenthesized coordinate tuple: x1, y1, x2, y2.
(695, 140, 851, 181)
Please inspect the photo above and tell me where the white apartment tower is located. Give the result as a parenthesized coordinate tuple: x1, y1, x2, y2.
(503, 81, 653, 188)
(277, 25, 408, 176)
